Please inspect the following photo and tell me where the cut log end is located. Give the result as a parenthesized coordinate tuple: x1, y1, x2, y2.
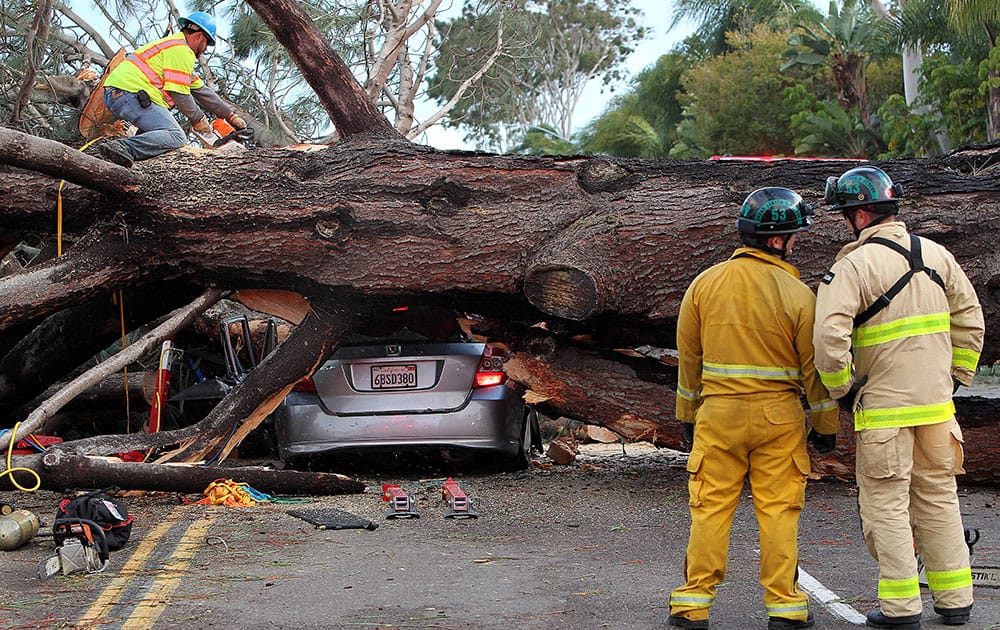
(524, 265, 597, 320)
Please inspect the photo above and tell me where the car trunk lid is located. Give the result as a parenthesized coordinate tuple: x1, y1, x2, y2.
(311, 342, 485, 414)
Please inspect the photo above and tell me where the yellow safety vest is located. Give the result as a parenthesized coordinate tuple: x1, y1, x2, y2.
(104, 33, 206, 110)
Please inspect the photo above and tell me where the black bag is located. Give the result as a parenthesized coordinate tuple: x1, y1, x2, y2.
(55, 488, 133, 551)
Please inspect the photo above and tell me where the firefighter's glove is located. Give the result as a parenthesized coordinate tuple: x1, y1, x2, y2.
(227, 113, 247, 129)
(836, 375, 868, 413)
(680, 422, 694, 447)
(192, 117, 211, 133)
(807, 429, 836, 454)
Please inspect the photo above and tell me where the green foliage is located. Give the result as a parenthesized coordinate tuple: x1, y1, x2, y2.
(509, 125, 576, 155)
(789, 99, 879, 157)
(878, 51, 987, 157)
(427, 0, 646, 151)
(576, 49, 696, 157)
(669, 0, 821, 57)
(670, 26, 827, 158)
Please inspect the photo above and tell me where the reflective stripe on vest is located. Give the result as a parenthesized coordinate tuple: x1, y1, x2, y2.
(877, 575, 921, 600)
(855, 400, 955, 430)
(125, 37, 191, 107)
(702, 361, 801, 380)
(852, 312, 950, 348)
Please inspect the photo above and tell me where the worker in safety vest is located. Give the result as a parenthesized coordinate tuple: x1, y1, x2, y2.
(98, 12, 247, 168)
(813, 166, 984, 629)
(668, 188, 839, 630)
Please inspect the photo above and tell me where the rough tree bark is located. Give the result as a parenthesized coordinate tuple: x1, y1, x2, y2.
(0, 0, 998, 488)
(21, 450, 365, 494)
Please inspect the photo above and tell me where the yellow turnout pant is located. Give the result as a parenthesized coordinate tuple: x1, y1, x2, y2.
(669, 394, 811, 622)
(856, 419, 973, 617)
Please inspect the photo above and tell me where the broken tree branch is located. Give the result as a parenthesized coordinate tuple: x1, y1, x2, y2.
(244, 0, 401, 141)
(0, 127, 143, 194)
(13, 288, 224, 441)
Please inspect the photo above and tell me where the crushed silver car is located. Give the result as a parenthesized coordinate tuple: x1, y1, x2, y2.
(274, 306, 541, 468)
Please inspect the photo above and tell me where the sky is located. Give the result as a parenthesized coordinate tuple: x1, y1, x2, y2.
(417, 0, 695, 150)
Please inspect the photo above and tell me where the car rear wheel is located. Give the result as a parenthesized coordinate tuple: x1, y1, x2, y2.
(506, 408, 538, 470)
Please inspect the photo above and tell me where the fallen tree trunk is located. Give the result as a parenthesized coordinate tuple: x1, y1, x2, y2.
(4, 450, 364, 494)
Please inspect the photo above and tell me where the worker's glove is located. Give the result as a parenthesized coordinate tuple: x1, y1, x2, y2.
(837, 375, 868, 413)
(192, 117, 211, 133)
(680, 422, 694, 447)
(807, 429, 836, 454)
(227, 113, 247, 129)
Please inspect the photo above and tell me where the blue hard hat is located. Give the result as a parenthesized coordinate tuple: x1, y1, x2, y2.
(179, 12, 217, 46)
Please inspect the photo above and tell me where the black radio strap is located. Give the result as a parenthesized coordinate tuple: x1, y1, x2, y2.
(854, 235, 945, 327)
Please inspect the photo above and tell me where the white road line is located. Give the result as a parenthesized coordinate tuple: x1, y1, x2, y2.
(798, 565, 868, 625)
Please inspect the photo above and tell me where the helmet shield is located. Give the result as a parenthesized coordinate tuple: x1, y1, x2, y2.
(825, 166, 902, 214)
(736, 187, 814, 235)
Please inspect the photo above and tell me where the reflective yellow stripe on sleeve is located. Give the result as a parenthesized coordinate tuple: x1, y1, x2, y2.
(925, 567, 973, 592)
(818, 364, 851, 389)
(809, 398, 838, 413)
(877, 575, 921, 600)
(856, 401, 955, 430)
(852, 312, 950, 348)
(952, 346, 981, 372)
(702, 362, 801, 380)
(676, 385, 700, 402)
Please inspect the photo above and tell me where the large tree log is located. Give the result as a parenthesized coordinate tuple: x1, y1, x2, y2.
(2, 134, 998, 359)
(4, 450, 364, 494)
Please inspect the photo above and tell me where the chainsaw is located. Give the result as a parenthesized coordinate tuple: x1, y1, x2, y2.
(38, 518, 110, 579)
(191, 117, 255, 153)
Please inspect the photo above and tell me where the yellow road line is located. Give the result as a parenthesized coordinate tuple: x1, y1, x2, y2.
(120, 514, 215, 629)
(77, 505, 189, 626)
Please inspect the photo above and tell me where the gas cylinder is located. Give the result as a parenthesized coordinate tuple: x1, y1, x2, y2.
(0, 509, 40, 551)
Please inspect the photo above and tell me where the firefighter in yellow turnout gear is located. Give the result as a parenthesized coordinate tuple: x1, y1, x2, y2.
(668, 188, 839, 630)
(813, 167, 984, 629)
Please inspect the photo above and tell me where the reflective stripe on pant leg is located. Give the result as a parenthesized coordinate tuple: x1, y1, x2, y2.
(669, 396, 749, 620)
(911, 419, 974, 609)
(925, 567, 973, 592)
(748, 394, 810, 620)
(857, 427, 923, 617)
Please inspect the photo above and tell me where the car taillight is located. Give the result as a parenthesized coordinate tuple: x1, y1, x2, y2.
(474, 371, 507, 388)
(292, 378, 316, 393)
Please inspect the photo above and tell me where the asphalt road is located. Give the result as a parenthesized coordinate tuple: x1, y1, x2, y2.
(2, 443, 998, 629)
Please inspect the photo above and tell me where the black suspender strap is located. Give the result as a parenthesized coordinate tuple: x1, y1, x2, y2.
(853, 235, 946, 328)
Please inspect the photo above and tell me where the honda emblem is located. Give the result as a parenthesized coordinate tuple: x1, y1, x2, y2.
(386, 344, 401, 356)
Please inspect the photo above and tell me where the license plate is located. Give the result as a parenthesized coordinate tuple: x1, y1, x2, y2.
(371, 364, 417, 389)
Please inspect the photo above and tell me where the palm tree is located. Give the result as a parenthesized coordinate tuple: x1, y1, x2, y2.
(948, 0, 1000, 138)
(782, 0, 882, 130)
(669, 0, 820, 56)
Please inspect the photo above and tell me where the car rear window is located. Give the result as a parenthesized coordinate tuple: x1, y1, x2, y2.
(344, 306, 470, 344)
